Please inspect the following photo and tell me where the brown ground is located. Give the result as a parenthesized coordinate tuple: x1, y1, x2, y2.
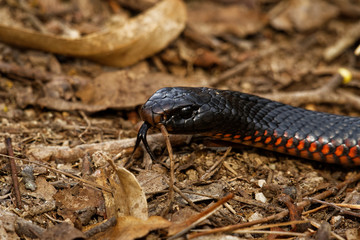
(1, 0, 360, 239)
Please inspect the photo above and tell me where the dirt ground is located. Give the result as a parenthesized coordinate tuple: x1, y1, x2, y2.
(1, 0, 360, 239)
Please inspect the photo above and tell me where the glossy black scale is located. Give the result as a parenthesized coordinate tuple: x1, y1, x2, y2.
(136, 87, 360, 165)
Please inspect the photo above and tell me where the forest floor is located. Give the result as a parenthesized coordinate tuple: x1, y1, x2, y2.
(1, 0, 360, 239)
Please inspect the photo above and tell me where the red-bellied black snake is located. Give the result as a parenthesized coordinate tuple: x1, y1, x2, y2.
(134, 87, 360, 166)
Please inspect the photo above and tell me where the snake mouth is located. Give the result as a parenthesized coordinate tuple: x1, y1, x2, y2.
(134, 104, 166, 161)
(140, 106, 158, 127)
(140, 105, 170, 130)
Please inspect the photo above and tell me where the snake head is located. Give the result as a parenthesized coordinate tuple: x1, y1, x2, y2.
(134, 87, 231, 160)
(140, 87, 218, 134)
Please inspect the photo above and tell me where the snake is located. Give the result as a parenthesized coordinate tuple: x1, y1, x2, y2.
(134, 87, 360, 166)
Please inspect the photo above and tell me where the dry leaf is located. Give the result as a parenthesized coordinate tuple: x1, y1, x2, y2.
(101, 216, 171, 240)
(187, 1, 266, 37)
(270, 0, 339, 32)
(0, 209, 45, 238)
(39, 223, 85, 240)
(53, 186, 104, 224)
(137, 170, 169, 194)
(84, 155, 166, 239)
(94, 168, 118, 219)
(109, 164, 148, 219)
(0, 0, 186, 67)
(20, 176, 56, 202)
(75, 70, 206, 110)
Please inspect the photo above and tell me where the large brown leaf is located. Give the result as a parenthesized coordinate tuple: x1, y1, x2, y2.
(0, 0, 186, 67)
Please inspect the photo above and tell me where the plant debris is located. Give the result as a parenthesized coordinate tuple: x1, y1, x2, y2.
(1, 0, 360, 239)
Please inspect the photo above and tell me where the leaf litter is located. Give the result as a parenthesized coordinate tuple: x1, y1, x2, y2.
(1, 0, 360, 239)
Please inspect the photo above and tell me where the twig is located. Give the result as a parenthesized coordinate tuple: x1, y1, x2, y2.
(25, 133, 190, 163)
(297, 172, 360, 210)
(234, 220, 308, 232)
(323, 21, 360, 61)
(311, 66, 360, 80)
(181, 190, 221, 200)
(222, 161, 238, 176)
(84, 216, 117, 238)
(188, 208, 290, 239)
(0, 61, 89, 83)
(0, 193, 11, 200)
(201, 147, 231, 181)
(176, 188, 238, 226)
(261, 71, 342, 104)
(209, 47, 277, 86)
(0, 61, 52, 82)
(160, 125, 175, 216)
(168, 181, 237, 228)
(172, 184, 201, 212)
(325, 190, 360, 222)
(233, 195, 285, 212)
(234, 230, 307, 237)
(187, 171, 360, 239)
(5, 137, 22, 209)
(0, 153, 112, 193)
(302, 205, 328, 215)
(310, 220, 345, 240)
(168, 193, 234, 239)
(184, 25, 220, 49)
(44, 213, 66, 223)
(78, 111, 91, 143)
(260, 70, 360, 110)
(305, 198, 360, 218)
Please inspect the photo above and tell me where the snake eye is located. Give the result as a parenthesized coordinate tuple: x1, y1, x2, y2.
(180, 106, 194, 119)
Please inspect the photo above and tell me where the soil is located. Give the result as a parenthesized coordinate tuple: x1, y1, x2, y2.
(1, 0, 360, 239)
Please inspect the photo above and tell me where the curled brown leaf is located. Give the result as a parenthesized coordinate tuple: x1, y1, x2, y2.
(0, 0, 186, 67)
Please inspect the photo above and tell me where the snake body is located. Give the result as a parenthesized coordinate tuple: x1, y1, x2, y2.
(135, 87, 360, 166)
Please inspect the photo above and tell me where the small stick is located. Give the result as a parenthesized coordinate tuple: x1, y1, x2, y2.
(78, 111, 91, 143)
(302, 205, 328, 215)
(261, 69, 358, 109)
(324, 190, 360, 222)
(84, 216, 117, 238)
(0, 61, 90, 84)
(233, 195, 286, 212)
(160, 125, 175, 215)
(310, 220, 345, 240)
(201, 147, 232, 181)
(168, 193, 234, 239)
(210, 47, 277, 86)
(172, 184, 201, 212)
(0, 153, 112, 193)
(5, 137, 22, 209)
(23, 133, 190, 163)
(261, 72, 343, 103)
(305, 198, 360, 218)
(188, 208, 290, 239)
(234, 230, 307, 237)
(187, 171, 360, 239)
(234, 220, 308, 232)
